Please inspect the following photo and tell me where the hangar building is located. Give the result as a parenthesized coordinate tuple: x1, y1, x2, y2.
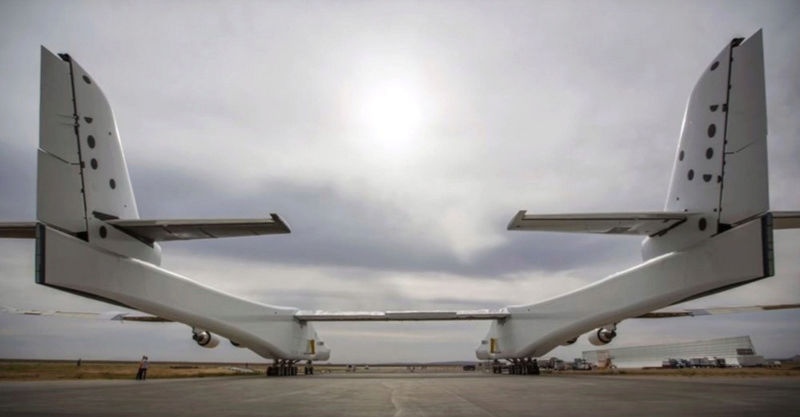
(582, 336, 760, 368)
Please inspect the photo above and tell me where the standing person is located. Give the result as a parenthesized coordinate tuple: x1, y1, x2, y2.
(135, 356, 145, 380)
(141, 356, 149, 380)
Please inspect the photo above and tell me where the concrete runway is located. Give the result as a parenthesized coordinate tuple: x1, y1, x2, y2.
(0, 373, 798, 417)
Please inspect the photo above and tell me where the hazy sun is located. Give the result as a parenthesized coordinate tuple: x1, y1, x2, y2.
(353, 79, 426, 158)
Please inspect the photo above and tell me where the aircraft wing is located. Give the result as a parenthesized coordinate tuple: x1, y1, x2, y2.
(507, 211, 691, 236)
(636, 303, 800, 318)
(0, 222, 36, 238)
(105, 213, 290, 243)
(4, 303, 797, 323)
(0, 305, 170, 322)
(294, 310, 510, 321)
(0, 214, 291, 242)
(773, 211, 800, 229)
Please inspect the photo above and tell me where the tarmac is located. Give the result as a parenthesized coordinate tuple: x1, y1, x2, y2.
(0, 373, 798, 417)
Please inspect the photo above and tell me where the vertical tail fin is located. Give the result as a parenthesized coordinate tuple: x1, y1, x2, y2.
(37, 47, 159, 264)
(644, 30, 769, 260)
(665, 30, 767, 228)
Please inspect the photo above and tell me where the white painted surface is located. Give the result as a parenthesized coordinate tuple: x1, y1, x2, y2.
(38, 47, 78, 164)
(720, 30, 769, 225)
(36, 150, 85, 234)
(478, 218, 767, 359)
(483, 31, 775, 360)
(40, 225, 329, 361)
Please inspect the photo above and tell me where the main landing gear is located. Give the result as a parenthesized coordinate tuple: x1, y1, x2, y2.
(266, 360, 314, 377)
(266, 360, 297, 377)
(492, 358, 540, 375)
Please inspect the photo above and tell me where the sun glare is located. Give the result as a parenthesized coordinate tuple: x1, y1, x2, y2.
(353, 80, 426, 159)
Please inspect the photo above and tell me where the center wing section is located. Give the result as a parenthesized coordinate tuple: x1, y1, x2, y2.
(507, 211, 691, 236)
(295, 310, 510, 322)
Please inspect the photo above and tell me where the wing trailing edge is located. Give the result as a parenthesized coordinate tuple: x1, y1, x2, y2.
(0, 305, 170, 322)
(105, 213, 290, 243)
(772, 211, 800, 230)
(295, 310, 511, 322)
(636, 303, 800, 318)
(0, 222, 36, 239)
(507, 211, 691, 236)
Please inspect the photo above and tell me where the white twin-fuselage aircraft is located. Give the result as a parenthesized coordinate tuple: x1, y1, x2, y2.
(1, 29, 798, 376)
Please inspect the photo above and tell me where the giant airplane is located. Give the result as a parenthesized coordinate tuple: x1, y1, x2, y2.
(1, 30, 798, 376)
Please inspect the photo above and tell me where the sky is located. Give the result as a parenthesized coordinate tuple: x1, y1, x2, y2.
(0, 0, 798, 364)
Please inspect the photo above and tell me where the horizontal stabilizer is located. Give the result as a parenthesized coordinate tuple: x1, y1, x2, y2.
(0, 222, 36, 239)
(295, 310, 510, 321)
(636, 303, 800, 318)
(773, 211, 800, 230)
(105, 213, 290, 242)
(507, 211, 690, 235)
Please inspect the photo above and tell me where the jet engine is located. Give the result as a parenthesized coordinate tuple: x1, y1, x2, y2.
(192, 330, 220, 348)
(588, 325, 617, 346)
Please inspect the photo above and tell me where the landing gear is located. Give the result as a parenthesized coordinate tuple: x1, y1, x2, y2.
(496, 358, 539, 376)
(266, 360, 301, 377)
(304, 360, 314, 375)
(524, 358, 540, 375)
(492, 359, 502, 374)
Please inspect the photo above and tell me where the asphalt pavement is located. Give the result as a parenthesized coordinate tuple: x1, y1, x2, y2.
(0, 373, 798, 416)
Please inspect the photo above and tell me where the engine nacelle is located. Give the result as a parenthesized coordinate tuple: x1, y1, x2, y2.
(192, 330, 220, 348)
(588, 325, 617, 346)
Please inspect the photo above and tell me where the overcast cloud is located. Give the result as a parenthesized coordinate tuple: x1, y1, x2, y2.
(0, 0, 798, 363)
